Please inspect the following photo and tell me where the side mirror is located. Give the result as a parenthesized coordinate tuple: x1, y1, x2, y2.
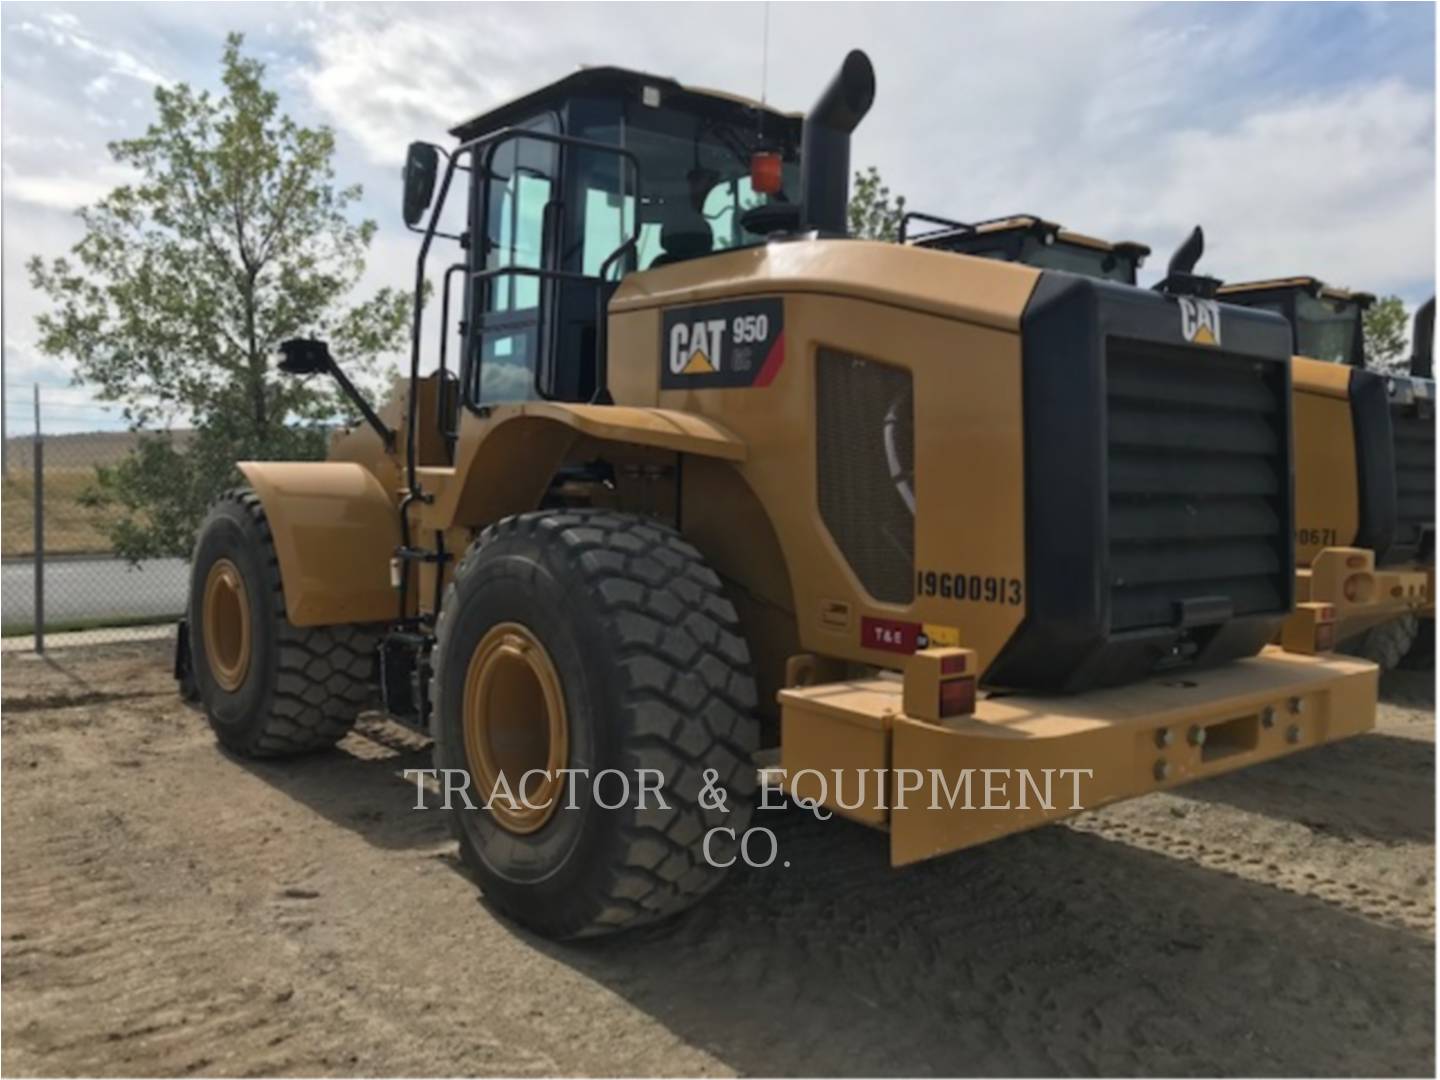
(402, 142, 439, 227)
(277, 337, 332, 375)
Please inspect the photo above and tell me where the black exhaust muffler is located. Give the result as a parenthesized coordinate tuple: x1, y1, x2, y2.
(801, 49, 876, 237)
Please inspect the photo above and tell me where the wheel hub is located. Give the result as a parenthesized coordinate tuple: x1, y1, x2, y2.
(203, 558, 252, 692)
(462, 622, 569, 834)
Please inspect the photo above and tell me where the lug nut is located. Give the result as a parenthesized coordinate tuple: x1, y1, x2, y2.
(1154, 759, 1170, 781)
(1187, 725, 1207, 747)
(1155, 728, 1173, 748)
(1288, 696, 1304, 715)
(1286, 724, 1302, 744)
(1261, 705, 1276, 729)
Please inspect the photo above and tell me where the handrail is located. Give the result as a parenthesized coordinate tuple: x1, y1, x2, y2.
(436, 261, 467, 455)
(898, 210, 971, 245)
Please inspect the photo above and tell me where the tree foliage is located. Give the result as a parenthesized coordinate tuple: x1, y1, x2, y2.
(847, 165, 907, 241)
(28, 33, 410, 561)
(1363, 295, 1411, 374)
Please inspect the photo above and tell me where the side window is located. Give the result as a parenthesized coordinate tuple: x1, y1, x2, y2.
(472, 115, 558, 405)
(580, 186, 635, 277)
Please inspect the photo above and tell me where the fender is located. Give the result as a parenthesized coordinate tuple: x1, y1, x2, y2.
(429, 403, 747, 528)
(237, 461, 401, 627)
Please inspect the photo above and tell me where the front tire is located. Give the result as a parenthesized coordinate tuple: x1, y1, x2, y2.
(431, 510, 759, 940)
(1341, 613, 1420, 672)
(188, 489, 382, 756)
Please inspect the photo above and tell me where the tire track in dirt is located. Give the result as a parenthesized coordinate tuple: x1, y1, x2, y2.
(1066, 815, 1435, 937)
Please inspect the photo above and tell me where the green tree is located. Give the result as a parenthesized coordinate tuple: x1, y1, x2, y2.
(847, 165, 907, 241)
(1364, 295, 1411, 374)
(28, 33, 409, 561)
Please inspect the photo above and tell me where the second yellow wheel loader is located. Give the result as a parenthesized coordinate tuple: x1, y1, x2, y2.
(1219, 277, 1435, 668)
(178, 52, 1378, 940)
(911, 215, 1434, 669)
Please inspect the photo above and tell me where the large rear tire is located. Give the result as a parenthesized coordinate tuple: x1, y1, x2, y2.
(188, 489, 383, 757)
(431, 509, 759, 940)
(1341, 613, 1420, 672)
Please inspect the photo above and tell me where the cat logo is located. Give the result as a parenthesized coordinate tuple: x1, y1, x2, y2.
(668, 318, 726, 376)
(660, 297, 784, 389)
(1178, 296, 1222, 346)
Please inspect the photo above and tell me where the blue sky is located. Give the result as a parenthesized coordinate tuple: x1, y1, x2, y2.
(2, 1, 1435, 433)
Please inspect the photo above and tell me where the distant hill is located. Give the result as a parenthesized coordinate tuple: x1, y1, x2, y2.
(3, 430, 195, 471)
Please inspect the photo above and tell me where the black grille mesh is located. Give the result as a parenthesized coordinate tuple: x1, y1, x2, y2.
(1106, 339, 1289, 632)
(816, 350, 914, 604)
(1391, 402, 1435, 562)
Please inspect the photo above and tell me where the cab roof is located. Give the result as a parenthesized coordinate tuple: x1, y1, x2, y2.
(450, 65, 803, 143)
(913, 214, 1150, 257)
(1218, 277, 1376, 308)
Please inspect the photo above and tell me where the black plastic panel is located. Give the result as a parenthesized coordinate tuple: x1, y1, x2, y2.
(985, 273, 1295, 693)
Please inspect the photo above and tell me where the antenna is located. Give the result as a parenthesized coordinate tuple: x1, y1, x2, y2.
(760, 1, 771, 105)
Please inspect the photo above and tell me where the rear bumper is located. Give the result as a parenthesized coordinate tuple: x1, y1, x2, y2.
(1293, 547, 1430, 641)
(778, 646, 1377, 867)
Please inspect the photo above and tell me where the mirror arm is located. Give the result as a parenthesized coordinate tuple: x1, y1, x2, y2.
(328, 357, 395, 450)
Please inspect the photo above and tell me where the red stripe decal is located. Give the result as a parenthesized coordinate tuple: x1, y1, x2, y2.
(753, 331, 786, 387)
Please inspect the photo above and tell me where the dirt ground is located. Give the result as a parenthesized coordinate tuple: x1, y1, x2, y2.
(2, 638, 1434, 1077)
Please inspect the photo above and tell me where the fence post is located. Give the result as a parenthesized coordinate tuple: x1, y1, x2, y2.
(32, 384, 44, 654)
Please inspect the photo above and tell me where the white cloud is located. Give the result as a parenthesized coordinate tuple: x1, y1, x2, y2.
(3, 162, 138, 212)
(13, 15, 169, 89)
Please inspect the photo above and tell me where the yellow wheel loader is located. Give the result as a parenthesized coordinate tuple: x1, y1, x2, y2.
(178, 52, 1378, 940)
(911, 216, 1435, 670)
(1217, 278, 1435, 669)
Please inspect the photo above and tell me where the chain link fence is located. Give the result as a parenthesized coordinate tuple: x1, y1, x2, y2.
(2, 385, 189, 651)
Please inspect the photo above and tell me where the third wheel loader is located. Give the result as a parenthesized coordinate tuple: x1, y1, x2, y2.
(179, 51, 1378, 940)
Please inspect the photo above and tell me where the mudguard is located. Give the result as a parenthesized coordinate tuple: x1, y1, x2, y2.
(237, 461, 400, 627)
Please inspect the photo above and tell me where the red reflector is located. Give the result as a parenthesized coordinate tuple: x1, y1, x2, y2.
(939, 677, 976, 717)
(751, 151, 782, 195)
(1346, 555, 1367, 569)
(940, 653, 968, 675)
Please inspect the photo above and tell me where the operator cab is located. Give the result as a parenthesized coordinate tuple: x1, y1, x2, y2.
(1218, 277, 1375, 368)
(901, 213, 1151, 285)
(405, 66, 804, 414)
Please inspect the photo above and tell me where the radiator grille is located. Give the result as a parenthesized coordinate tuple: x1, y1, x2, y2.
(1106, 339, 1290, 632)
(816, 350, 914, 604)
(1391, 401, 1435, 561)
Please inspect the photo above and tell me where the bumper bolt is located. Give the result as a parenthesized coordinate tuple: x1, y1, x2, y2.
(1288, 696, 1304, 715)
(1155, 728, 1173, 748)
(1286, 724, 1302, 744)
(1154, 759, 1170, 781)
(1261, 705, 1276, 729)
(1187, 725, 1207, 747)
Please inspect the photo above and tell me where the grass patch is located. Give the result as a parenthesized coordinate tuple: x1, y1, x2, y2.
(2, 467, 119, 557)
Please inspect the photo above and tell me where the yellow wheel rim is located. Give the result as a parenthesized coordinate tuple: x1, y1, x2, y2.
(203, 558, 251, 692)
(462, 622, 569, 834)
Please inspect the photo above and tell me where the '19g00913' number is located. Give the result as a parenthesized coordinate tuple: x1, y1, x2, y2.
(917, 571, 1023, 606)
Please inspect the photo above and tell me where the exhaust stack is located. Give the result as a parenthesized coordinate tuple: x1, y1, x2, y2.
(1411, 297, 1434, 379)
(801, 50, 876, 236)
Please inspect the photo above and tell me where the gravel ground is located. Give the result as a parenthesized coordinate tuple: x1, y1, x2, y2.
(2, 638, 1433, 1077)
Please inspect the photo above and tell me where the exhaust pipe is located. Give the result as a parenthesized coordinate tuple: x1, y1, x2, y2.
(1411, 296, 1434, 379)
(801, 49, 876, 236)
